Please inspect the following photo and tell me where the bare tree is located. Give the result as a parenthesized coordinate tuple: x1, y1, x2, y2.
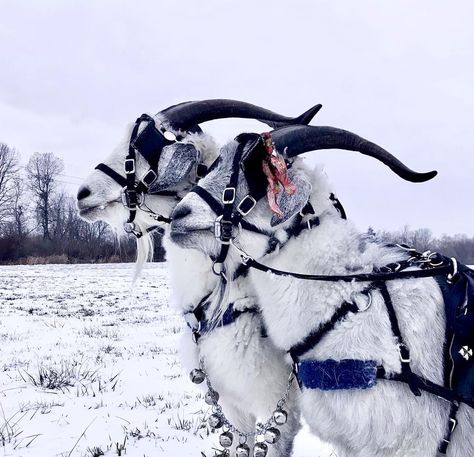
(0, 143, 20, 227)
(11, 176, 29, 238)
(26, 152, 64, 239)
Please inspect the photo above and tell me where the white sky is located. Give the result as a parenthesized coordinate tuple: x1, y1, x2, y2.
(1, 0, 473, 236)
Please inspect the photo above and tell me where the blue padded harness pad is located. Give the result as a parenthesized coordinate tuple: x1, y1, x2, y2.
(298, 359, 379, 390)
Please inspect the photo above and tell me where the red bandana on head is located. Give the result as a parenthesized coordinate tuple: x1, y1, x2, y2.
(261, 132, 297, 217)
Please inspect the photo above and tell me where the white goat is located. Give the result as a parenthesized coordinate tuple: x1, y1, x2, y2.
(169, 126, 474, 457)
(77, 100, 322, 456)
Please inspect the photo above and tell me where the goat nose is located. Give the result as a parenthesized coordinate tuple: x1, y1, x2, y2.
(77, 186, 91, 201)
(172, 205, 191, 221)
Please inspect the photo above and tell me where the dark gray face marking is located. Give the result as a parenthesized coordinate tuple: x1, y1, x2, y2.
(150, 143, 198, 192)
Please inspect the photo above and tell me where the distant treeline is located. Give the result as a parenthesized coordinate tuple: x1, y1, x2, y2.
(370, 226, 474, 265)
(0, 143, 472, 265)
(0, 144, 164, 264)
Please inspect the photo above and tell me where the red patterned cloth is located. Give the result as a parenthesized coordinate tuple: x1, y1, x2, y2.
(261, 133, 297, 216)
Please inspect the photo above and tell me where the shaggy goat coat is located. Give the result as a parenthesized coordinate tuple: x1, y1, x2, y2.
(170, 148, 474, 457)
(78, 118, 302, 456)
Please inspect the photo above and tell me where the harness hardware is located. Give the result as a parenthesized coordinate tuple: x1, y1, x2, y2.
(447, 257, 458, 284)
(121, 186, 144, 209)
(95, 113, 210, 238)
(398, 342, 411, 363)
(237, 195, 257, 216)
(222, 187, 236, 204)
(355, 290, 373, 312)
(214, 216, 241, 245)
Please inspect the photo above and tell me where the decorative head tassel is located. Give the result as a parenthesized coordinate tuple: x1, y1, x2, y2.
(261, 132, 297, 217)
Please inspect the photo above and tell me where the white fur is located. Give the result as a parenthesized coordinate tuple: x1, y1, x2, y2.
(171, 148, 474, 457)
(77, 115, 302, 456)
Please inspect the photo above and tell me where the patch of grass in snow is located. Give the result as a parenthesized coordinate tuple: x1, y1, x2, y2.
(19, 399, 64, 414)
(168, 409, 208, 436)
(82, 326, 120, 340)
(0, 408, 41, 449)
(86, 446, 104, 456)
(19, 361, 120, 395)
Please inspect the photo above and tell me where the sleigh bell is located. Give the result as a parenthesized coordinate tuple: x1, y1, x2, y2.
(208, 413, 224, 429)
(189, 368, 205, 384)
(219, 431, 234, 448)
(264, 427, 281, 444)
(253, 442, 268, 457)
(272, 408, 288, 425)
(205, 390, 219, 405)
(235, 443, 251, 457)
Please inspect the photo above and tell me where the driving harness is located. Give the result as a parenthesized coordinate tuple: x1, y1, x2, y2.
(190, 132, 474, 455)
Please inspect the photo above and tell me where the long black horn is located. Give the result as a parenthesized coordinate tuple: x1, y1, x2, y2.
(160, 99, 322, 130)
(270, 125, 437, 183)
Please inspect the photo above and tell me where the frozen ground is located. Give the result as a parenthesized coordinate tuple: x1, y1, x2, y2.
(0, 263, 332, 457)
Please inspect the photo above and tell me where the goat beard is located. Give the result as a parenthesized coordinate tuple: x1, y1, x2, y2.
(262, 133, 297, 217)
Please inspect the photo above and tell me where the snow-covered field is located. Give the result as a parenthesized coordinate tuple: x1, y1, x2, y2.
(0, 263, 330, 457)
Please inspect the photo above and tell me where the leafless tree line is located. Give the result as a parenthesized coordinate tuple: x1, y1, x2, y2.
(0, 142, 471, 264)
(0, 143, 144, 264)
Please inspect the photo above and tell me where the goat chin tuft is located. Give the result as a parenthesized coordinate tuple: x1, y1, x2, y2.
(133, 222, 155, 283)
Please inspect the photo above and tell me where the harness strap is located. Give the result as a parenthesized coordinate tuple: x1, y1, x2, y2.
(438, 402, 460, 455)
(244, 258, 454, 282)
(378, 281, 421, 396)
(191, 185, 223, 215)
(330, 193, 347, 220)
(187, 302, 260, 342)
(95, 163, 127, 187)
(289, 300, 360, 363)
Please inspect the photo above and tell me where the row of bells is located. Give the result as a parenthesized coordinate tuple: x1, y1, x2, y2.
(190, 368, 288, 457)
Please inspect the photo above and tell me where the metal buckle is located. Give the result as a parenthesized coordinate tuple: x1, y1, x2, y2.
(121, 187, 143, 209)
(124, 159, 135, 174)
(449, 418, 457, 433)
(398, 342, 411, 363)
(214, 215, 238, 244)
(237, 195, 257, 216)
(141, 169, 157, 188)
(222, 187, 236, 204)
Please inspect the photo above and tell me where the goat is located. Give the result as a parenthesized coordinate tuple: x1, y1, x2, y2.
(77, 100, 323, 456)
(169, 125, 474, 457)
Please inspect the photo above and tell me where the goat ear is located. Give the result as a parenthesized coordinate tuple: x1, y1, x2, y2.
(150, 143, 199, 192)
(270, 173, 312, 227)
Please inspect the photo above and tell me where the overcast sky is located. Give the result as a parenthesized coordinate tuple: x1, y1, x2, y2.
(1, 0, 473, 236)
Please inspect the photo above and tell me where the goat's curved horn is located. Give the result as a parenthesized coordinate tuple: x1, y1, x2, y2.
(160, 99, 322, 130)
(270, 125, 437, 183)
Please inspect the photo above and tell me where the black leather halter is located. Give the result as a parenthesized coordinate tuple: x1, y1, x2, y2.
(95, 114, 200, 238)
(190, 133, 322, 279)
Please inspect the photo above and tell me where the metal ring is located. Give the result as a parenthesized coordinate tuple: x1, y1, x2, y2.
(354, 290, 373, 312)
(447, 257, 458, 283)
(212, 261, 225, 277)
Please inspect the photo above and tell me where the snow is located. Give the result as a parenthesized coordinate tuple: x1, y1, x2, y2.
(0, 263, 331, 457)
